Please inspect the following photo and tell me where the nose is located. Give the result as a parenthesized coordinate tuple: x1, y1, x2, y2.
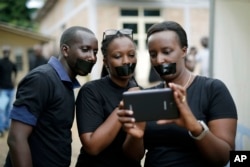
(122, 55, 130, 65)
(156, 53, 165, 64)
(86, 50, 97, 61)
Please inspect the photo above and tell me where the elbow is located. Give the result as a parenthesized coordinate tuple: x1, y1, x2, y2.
(7, 134, 17, 150)
(79, 133, 105, 155)
(82, 145, 102, 156)
(80, 139, 103, 155)
(215, 159, 229, 167)
(209, 150, 231, 167)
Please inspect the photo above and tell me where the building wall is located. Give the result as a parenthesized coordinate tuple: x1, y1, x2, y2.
(0, 30, 49, 82)
(212, 0, 250, 149)
(38, 0, 209, 86)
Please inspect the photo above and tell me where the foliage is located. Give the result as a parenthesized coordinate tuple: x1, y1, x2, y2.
(0, 0, 38, 31)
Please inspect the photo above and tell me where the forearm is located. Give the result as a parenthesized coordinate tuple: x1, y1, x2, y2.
(195, 132, 232, 166)
(188, 119, 236, 166)
(8, 139, 32, 167)
(123, 134, 145, 161)
(82, 109, 122, 155)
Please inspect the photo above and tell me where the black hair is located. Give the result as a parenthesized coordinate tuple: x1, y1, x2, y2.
(201, 36, 208, 48)
(60, 26, 94, 46)
(101, 33, 134, 58)
(146, 21, 188, 48)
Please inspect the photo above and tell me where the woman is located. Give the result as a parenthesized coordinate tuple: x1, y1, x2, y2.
(75, 29, 141, 167)
(117, 21, 237, 167)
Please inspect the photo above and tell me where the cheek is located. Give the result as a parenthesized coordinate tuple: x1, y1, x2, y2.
(131, 56, 137, 63)
(66, 54, 76, 67)
(109, 58, 122, 67)
(150, 57, 158, 66)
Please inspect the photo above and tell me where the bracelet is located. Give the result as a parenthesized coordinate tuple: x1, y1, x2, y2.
(188, 120, 209, 140)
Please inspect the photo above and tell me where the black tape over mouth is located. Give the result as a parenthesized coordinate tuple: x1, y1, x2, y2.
(154, 63, 176, 76)
(115, 63, 136, 76)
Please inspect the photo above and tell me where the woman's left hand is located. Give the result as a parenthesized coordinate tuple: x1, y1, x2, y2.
(157, 82, 198, 131)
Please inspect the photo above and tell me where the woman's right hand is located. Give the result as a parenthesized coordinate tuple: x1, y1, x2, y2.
(117, 104, 146, 138)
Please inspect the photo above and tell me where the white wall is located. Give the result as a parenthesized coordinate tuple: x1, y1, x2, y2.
(212, 0, 250, 148)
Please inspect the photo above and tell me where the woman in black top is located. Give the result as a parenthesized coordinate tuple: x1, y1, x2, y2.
(117, 21, 238, 167)
(75, 29, 141, 167)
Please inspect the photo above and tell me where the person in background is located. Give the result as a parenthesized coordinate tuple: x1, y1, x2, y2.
(4, 26, 98, 167)
(0, 45, 17, 137)
(117, 21, 237, 167)
(196, 36, 209, 77)
(75, 28, 141, 167)
(29, 44, 48, 71)
(184, 46, 197, 72)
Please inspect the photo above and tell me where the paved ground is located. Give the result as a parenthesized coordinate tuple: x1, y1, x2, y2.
(0, 130, 9, 166)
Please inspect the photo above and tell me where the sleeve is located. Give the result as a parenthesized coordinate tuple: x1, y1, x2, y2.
(76, 84, 105, 135)
(12, 72, 50, 123)
(206, 79, 238, 120)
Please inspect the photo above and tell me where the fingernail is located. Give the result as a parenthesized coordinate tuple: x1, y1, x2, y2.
(128, 110, 133, 115)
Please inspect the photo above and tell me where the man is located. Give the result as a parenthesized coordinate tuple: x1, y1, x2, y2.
(29, 44, 48, 71)
(0, 45, 17, 137)
(4, 26, 98, 167)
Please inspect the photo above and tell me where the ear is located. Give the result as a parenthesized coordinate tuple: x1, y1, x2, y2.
(103, 57, 108, 68)
(61, 44, 69, 57)
(181, 47, 187, 58)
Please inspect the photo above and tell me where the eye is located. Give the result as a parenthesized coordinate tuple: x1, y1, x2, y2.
(93, 49, 98, 55)
(149, 52, 157, 58)
(113, 53, 121, 59)
(81, 47, 89, 52)
(128, 52, 136, 58)
(163, 49, 172, 55)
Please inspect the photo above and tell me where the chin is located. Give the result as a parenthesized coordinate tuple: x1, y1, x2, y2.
(161, 73, 175, 80)
(78, 72, 89, 76)
(120, 74, 134, 79)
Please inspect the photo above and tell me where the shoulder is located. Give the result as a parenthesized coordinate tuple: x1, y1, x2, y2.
(194, 76, 225, 88)
(30, 64, 56, 77)
(191, 76, 231, 98)
(20, 64, 56, 86)
(78, 77, 106, 96)
(194, 76, 233, 101)
(82, 77, 106, 89)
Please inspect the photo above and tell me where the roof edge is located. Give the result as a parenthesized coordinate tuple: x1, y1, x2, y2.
(0, 22, 52, 43)
(34, 0, 58, 22)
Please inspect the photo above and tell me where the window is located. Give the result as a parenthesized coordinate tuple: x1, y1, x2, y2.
(123, 23, 138, 34)
(119, 8, 162, 50)
(144, 9, 160, 16)
(145, 23, 155, 33)
(121, 9, 138, 16)
(15, 48, 23, 71)
(15, 55, 23, 71)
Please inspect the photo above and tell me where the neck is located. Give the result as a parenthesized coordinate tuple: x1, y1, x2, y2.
(164, 70, 193, 88)
(109, 75, 130, 88)
(183, 72, 192, 88)
(59, 56, 76, 80)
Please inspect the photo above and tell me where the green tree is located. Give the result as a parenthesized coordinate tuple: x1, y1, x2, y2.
(0, 0, 38, 30)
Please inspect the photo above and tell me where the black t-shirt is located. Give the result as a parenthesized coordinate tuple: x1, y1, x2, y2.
(144, 76, 238, 167)
(75, 76, 141, 167)
(5, 60, 77, 167)
(0, 57, 17, 89)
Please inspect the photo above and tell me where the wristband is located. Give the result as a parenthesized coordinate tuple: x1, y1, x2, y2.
(188, 120, 209, 140)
